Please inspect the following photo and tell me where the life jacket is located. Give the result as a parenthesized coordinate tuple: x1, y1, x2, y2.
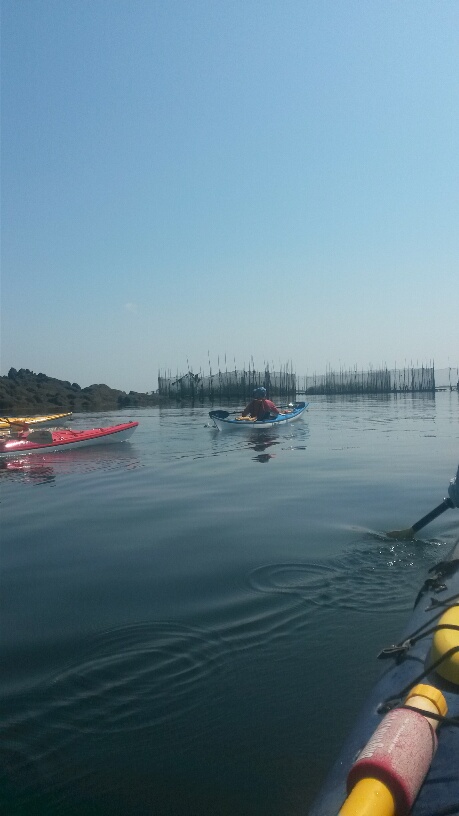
(252, 399, 272, 420)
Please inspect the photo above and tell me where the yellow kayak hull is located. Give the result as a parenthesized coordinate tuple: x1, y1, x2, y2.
(0, 412, 72, 430)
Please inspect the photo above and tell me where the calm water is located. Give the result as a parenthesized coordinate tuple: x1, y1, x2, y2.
(1, 393, 458, 815)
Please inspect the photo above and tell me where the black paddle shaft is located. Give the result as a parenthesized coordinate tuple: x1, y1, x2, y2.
(412, 497, 454, 533)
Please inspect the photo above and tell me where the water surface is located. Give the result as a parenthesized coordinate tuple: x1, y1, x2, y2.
(1, 393, 458, 814)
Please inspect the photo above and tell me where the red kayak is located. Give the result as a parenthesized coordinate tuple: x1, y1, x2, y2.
(0, 422, 138, 457)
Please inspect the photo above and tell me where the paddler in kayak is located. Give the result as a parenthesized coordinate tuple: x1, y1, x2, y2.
(240, 387, 290, 421)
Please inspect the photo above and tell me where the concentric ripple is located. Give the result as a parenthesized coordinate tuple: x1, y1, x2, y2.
(247, 539, 440, 614)
(50, 621, 228, 734)
(1, 619, 230, 800)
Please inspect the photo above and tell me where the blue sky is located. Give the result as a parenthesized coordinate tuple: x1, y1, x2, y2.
(2, 0, 458, 392)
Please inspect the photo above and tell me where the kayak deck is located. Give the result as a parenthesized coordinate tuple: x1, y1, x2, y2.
(310, 537, 459, 815)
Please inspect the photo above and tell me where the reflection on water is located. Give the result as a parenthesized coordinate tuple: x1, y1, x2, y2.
(0, 459, 57, 484)
(207, 420, 310, 466)
(252, 453, 276, 463)
(0, 444, 141, 485)
(249, 436, 280, 452)
(246, 433, 281, 463)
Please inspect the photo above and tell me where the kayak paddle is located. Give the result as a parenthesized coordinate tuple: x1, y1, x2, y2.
(387, 497, 454, 540)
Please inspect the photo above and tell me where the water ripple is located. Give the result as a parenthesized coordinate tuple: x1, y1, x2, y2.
(247, 540, 437, 614)
(0, 620, 233, 810)
(60, 622, 223, 732)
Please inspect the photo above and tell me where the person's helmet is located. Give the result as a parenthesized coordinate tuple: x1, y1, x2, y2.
(253, 387, 267, 397)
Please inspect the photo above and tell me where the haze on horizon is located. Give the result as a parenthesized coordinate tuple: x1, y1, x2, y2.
(2, 1, 458, 394)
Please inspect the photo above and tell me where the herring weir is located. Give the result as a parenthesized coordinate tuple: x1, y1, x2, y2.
(158, 365, 457, 400)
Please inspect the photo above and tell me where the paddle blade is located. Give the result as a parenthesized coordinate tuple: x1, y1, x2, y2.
(387, 498, 453, 540)
(387, 527, 415, 540)
(209, 410, 229, 419)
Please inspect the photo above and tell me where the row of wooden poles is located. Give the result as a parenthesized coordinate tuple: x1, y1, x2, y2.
(157, 364, 441, 400)
(158, 366, 296, 402)
(297, 365, 436, 395)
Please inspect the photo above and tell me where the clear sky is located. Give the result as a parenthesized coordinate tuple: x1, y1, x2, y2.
(1, 0, 458, 392)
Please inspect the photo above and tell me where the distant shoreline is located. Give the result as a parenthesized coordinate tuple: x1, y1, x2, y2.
(0, 368, 164, 414)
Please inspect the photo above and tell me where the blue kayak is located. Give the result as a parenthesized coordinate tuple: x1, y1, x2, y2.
(209, 401, 308, 431)
(310, 537, 459, 815)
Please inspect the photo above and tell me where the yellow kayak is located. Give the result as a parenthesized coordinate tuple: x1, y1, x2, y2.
(0, 412, 72, 430)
